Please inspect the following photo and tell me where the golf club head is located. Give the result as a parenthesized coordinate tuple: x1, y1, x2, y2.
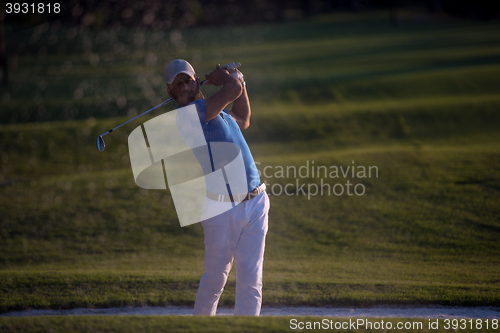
(97, 136, 105, 152)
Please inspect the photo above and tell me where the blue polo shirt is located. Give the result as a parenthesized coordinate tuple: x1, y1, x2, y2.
(184, 99, 261, 194)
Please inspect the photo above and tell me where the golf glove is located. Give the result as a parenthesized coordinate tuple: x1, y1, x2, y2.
(222, 62, 244, 82)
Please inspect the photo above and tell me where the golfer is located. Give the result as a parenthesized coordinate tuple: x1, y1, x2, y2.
(164, 59, 270, 316)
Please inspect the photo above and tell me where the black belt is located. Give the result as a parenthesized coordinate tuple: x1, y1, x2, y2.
(206, 183, 266, 203)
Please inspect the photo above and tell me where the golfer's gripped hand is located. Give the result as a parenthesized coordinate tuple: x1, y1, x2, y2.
(222, 62, 244, 82)
(204, 64, 233, 86)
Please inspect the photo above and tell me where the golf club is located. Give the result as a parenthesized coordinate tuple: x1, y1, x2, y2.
(97, 79, 208, 152)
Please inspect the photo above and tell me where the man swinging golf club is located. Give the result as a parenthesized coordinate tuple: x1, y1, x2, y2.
(164, 59, 270, 316)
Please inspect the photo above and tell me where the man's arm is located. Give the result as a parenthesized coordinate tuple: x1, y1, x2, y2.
(227, 84, 251, 130)
(204, 65, 243, 123)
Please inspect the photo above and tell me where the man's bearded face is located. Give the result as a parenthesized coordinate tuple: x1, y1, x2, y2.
(168, 74, 203, 106)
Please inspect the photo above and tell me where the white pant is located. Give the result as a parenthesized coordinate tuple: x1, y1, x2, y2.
(193, 190, 270, 316)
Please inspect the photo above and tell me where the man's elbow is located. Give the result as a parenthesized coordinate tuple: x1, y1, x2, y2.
(240, 120, 250, 130)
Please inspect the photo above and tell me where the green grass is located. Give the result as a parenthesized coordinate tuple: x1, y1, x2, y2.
(1, 12, 500, 316)
(1, 270, 499, 313)
(3, 13, 500, 122)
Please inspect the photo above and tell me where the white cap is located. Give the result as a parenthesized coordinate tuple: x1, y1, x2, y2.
(164, 59, 196, 85)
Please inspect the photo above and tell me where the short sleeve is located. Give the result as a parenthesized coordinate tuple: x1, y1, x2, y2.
(194, 99, 206, 124)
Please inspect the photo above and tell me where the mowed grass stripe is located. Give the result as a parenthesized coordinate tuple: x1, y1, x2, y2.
(253, 140, 500, 163)
(1, 272, 499, 313)
(16, 36, 500, 81)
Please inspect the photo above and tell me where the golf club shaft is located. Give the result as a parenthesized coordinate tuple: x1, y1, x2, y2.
(98, 79, 208, 138)
(97, 79, 209, 151)
(98, 98, 173, 138)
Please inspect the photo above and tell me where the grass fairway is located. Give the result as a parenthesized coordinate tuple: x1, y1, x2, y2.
(1, 11, 500, 319)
